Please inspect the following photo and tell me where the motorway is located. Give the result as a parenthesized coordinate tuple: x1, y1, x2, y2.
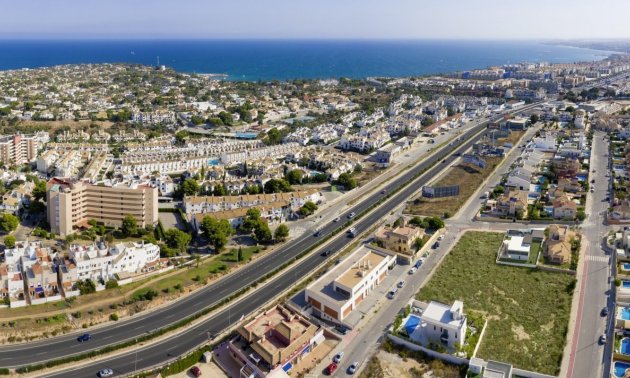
(1, 106, 537, 377)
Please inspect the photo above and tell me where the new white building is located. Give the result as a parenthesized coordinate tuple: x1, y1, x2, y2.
(403, 300, 467, 350)
(69, 242, 160, 282)
(305, 246, 394, 324)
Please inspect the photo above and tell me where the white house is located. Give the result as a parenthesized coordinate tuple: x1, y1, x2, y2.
(403, 300, 467, 350)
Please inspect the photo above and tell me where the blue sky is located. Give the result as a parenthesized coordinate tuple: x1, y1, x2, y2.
(1, 0, 628, 40)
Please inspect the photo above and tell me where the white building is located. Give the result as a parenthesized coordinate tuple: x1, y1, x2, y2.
(305, 246, 394, 324)
(403, 300, 467, 350)
(69, 242, 160, 282)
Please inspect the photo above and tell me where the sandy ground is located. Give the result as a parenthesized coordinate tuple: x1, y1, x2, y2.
(375, 350, 428, 378)
(168, 361, 228, 378)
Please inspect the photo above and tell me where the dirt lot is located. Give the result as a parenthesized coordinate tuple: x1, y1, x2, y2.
(362, 350, 461, 378)
(404, 156, 501, 217)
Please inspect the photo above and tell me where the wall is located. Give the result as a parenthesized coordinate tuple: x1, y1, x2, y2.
(386, 333, 469, 365)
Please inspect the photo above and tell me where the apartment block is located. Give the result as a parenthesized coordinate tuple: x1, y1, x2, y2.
(47, 178, 158, 236)
(0, 134, 38, 166)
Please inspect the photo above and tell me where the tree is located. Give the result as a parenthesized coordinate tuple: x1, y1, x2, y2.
(213, 184, 227, 196)
(165, 228, 192, 254)
(0, 213, 19, 232)
(336, 173, 357, 190)
(254, 220, 273, 244)
(274, 224, 289, 242)
(530, 114, 539, 124)
(267, 128, 282, 145)
(414, 237, 424, 251)
(515, 209, 525, 220)
(353, 164, 363, 174)
(181, 178, 200, 196)
(298, 201, 318, 217)
(105, 280, 119, 289)
(576, 209, 586, 221)
(237, 247, 244, 262)
(218, 111, 234, 126)
(174, 130, 188, 145)
(421, 117, 434, 126)
(76, 279, 96, 295)
(264, 179, 293, 193)
(241, 208, 262, 232)
(32, 180, 47, 202)
(190, 115, 205, 125)
(286, 169, 304, 185)
(4, 235, 16, 248)
(200, 216, 233, 252)
(426, 217, 445, 230)
(121, 214, 138, 237)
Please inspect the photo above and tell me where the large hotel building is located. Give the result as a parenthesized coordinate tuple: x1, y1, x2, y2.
(0, 134, 38, 166)
(46, 178, 158, 237)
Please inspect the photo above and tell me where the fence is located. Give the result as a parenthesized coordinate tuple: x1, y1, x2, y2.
(386, 333, 469, 365)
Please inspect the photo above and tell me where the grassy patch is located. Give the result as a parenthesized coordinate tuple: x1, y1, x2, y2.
(416, 231, 574, 375)
(221, 246, 260, 263)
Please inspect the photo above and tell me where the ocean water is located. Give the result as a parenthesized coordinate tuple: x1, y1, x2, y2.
(0, 39, 611, 81)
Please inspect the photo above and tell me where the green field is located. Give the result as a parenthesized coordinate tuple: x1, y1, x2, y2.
(416, 231, 575, 375)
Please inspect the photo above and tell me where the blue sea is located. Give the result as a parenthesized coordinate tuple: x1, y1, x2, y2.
(0, 39, 611, 81)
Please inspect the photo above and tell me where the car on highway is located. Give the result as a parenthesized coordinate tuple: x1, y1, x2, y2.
(408, 267, 417, 274)
(348, 212, 356, 219)
(321, 249, 332, 257)
(98, 368, 114, 377)
(347, 227, 356, 234)
(189, 366, 202, 377)
(397, 280, 405, 288)
(347, 361, 360, 375)
(599, 334, 607, 345)
(602, 307, 609, 317)
(333, 216, 341, 222)
(314, 230, 322, 237)
(381, 189, 387, 194)
(326, 362, 338, 375)
(334, 325, 349, 335)
(333, 352, 345, 363)
(77, 333, 91, 342)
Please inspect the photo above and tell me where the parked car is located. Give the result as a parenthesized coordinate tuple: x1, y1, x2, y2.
(189, 366, 202, 377)
(334, 325, 349, 335)
(348, 212, 356, 219)
(98, 369, 114, 378)
(599, 334, 607, 345)
(414, 260, 422, 269)
(438, 234, 444, 241)
(347, 362, 360, 375)
(333, 352, 345, 364)
(602, 307, 609, 317)
(77, 333, 91, 342)
(408, 267, 417, 274)
(432, 241, 440, 249)
(326, 362, 338, 375)
(397, 280, 405, 288)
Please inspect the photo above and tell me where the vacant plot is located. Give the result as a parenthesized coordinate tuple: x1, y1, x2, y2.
(416, 231, 574, 375)
(405, 132, 524, 217)
(405, 157, 500, 217)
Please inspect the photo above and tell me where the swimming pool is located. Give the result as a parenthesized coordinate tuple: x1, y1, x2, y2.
(621, 308, 630, 321)
(614, 361, 630, 377)
(529, 184, 542, 193)
(622, 338, 630, 355)
(623, 281, 630, 289)
(624, 263, 630, 271)
(403, 315, 421, 336)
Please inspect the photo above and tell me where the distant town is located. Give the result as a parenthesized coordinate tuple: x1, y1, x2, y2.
(1, 54, 630, 378)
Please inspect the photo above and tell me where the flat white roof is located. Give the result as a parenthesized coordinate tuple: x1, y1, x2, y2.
(507, 236, 530, 253)
(422, 301, 463, 328)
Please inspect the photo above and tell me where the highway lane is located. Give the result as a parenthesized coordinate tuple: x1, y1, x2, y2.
(5, 106, 538, 375)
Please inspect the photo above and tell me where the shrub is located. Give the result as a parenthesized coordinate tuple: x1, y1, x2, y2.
(105, 280, 119, 289)
(109, 313, 119, 321)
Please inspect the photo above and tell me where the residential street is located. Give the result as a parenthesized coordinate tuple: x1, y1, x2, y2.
(565, 130, 613, 378)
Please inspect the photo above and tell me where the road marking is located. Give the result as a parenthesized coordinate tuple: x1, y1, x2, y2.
(585, 255, 608, 263)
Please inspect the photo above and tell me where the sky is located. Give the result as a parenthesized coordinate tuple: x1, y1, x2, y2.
(1, 0, 629, 40)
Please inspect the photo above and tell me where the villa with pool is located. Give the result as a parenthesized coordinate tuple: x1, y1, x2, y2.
(399, 299, 467, 351)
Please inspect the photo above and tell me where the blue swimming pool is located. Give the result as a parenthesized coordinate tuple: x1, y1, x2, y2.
(622, 338, 630, 355)
(623, 281, 630, 289)
(614, 361, 630, 377)
(621, 308, 630, 320)
(576, 174, 587, 181)
(530, 184, 542, 193)
(624, 263, 630, 271)
(404, 315, 421, 336)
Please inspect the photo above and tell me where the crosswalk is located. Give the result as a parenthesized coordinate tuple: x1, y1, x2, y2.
(585, 255, 609, 263)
